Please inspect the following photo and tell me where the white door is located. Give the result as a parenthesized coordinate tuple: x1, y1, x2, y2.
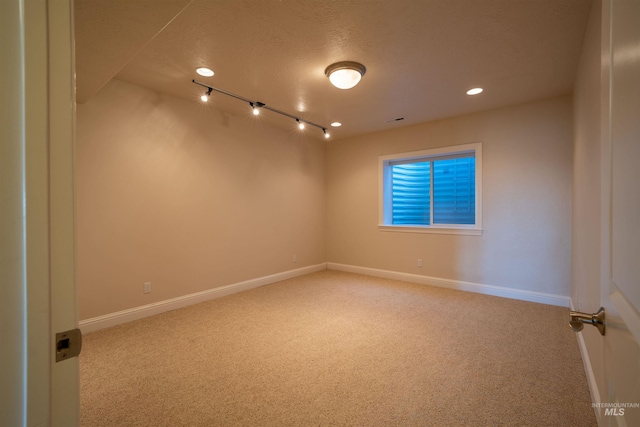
(599, 0, 640, 425)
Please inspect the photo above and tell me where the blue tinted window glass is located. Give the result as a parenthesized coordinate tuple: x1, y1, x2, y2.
(391, 162, 430, 225)
(433, 157, 475, 224)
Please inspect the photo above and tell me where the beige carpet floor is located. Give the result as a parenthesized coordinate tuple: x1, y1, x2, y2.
(80, 270, 597, 426)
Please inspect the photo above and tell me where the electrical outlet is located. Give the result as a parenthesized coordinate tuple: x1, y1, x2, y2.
(417, 259, 423, 268)
(143, 282, 152, 294)
(293, 254, 297, 263)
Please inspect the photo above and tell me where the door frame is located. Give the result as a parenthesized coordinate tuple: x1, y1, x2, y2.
(0, 0, 79, 425)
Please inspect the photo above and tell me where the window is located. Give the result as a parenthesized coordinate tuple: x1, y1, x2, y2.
(379, 143, 482, 235)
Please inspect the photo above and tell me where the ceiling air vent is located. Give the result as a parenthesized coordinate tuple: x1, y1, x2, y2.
(385, 117, 405, 123)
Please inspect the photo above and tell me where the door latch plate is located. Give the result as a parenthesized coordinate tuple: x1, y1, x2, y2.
(55, 328, 82, 362)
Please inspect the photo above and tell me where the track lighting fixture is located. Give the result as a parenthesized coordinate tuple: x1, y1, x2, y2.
(325, 61, 366, 89)
(200, 87, 213, 102)
(192, 80, 331, 139)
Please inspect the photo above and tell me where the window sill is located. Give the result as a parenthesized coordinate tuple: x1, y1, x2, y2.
(378, 224, 483, 236)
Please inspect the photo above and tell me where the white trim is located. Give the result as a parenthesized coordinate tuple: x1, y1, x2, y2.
(79, 263, 327, 333)
(327, 263, 569, 307)
(576, 331, 604, 423)
(570, 299, 603, 423)
(378, 143, 480, 164)
(378, 224, 483, 236)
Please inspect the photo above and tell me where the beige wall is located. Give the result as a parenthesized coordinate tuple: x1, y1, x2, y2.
(78, 80, 576, 320)
(77, 79, 326, 320)
(572, 0, 604, 403)
(326, 96, 573, 296)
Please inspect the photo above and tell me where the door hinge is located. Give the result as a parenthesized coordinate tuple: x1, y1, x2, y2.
(55, 328, 82, 362)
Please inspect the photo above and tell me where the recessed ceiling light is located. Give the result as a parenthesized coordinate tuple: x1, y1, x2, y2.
(331, 122, 342, 127)
(466, 87, 483, 95)
(196, 67, 214, 77)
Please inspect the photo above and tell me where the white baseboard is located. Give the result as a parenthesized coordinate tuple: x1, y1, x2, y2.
(79, 263, 327, 333)
(570, 298, 603, 425)
(80, 262, 570, 334)
(575, 322, 603, 424)
(327, 262, 570, 307)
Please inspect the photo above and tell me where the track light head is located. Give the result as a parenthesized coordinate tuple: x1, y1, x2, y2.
(297, 119, 305, 130)
(201, 87, 213, 102)
(250, 101, 265, 116)
(323, 128, 330, 139)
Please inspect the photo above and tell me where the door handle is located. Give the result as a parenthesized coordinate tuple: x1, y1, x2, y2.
(569, 307, 605, 336)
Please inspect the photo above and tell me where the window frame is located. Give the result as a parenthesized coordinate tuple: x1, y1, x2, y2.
(378, 143, 483, 235)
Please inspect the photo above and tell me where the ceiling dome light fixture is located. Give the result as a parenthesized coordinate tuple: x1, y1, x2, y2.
(196, 67, 214, 77)
(325, 61, 366, 90)
(466, 87, 483, 95)
(330, 122, 342, 127)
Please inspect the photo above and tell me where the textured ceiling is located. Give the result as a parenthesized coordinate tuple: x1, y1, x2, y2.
(75, 0, 592, 140)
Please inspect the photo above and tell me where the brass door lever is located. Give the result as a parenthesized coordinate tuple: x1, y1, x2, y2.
(569, 307, 605, 336)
